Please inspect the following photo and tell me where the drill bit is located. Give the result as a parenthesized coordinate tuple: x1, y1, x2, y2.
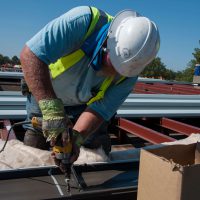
(60, 157, 72, 194)
(65, 172, 71, 194)
(62, 163, 71, 194)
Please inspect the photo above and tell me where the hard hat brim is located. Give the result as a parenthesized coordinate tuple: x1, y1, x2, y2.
(108, 10, 141, 37)
(107, 10, 141, 76)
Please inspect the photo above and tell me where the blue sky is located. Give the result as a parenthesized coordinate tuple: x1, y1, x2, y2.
(0, 0, 199, 71)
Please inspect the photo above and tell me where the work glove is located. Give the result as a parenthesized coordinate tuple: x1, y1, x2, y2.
(38, 98, 72, 145)
(70, 130, 85, 163)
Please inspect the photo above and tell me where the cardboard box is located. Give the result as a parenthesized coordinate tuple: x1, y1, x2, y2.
(137, 143, 200, 200)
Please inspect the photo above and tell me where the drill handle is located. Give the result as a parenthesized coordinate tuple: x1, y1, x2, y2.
(55, 127, 73, 147)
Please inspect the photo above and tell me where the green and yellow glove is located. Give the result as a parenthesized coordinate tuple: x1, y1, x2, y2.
(70, 129, 86, 163)
(39, 98, 71, 142)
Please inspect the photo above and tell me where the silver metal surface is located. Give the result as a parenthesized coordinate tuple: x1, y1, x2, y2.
(0, 110, 27, 119)
(138, 77, 191, 85)
(118, 93, 200, 117)
(0, 91, 22, 96)
(0, 71, 23, 79)
(1, 91, 200, 119)
(117, 109, 200, 117)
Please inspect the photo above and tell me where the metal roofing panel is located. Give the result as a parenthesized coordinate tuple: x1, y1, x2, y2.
(117, 109, 200, 118)
(0, 71, 23, 79)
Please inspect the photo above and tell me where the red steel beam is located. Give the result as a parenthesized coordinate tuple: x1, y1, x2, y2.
(133, 88, 156, 94)
(135, 83, 175, 94)
(160, 117, 200, 136)
(0, 120, 16, 140)
(135, 82, 200, 95)
(118, 118, 176, 144)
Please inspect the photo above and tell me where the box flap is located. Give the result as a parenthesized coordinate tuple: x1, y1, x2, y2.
(148, 143, 196, 166)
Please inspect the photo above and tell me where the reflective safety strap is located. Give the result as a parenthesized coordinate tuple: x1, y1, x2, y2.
(107, 14, 114, 22)
(49, 7, 108, 79)
(87, 76, 127, 105)
(84, 7, 100, 40)
(84, 7, 113, 40)
(49, 7, 116, 104)
(49, 49, 85, 79)
(87, 76, 114, 105)
(115, 76, 127, 85)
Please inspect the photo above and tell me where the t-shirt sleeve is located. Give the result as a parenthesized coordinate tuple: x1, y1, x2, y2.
(88, 76, 138, 121)
(26, 6, 91, 65)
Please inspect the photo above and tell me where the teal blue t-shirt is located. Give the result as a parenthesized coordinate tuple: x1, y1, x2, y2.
(26, 6, 138, 121)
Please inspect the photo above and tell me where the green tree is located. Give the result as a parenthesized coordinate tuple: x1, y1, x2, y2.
(11, 56, 20, 65)
(2, 56, 11, 64)
(174, 71, 183, 81)
(164, 69, 176, 80)
(0, 54, 21, 66)
(175, 47, 200, 82)
(181, 67, 194, 82)
(192, 48, 200, 64)
(141, 57, 167, 79)
(0, 54, 4, 65)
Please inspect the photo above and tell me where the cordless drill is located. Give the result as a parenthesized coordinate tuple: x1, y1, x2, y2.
(53, 133, 72, 193)
(31, 117, 72, 192)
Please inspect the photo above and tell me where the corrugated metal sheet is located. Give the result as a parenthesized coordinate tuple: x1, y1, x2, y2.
(1, 92, 200, 119)
(118, 94, 200, 117)
(0, 71, 23, 79)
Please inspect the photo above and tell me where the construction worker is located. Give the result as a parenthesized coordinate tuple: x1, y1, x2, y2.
(20, 6, 160, 163)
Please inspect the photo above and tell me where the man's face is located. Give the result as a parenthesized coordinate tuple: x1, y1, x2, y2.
(101, 52, 117, 77)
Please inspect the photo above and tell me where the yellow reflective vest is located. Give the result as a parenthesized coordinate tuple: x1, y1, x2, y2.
(49, 7, 125, 105)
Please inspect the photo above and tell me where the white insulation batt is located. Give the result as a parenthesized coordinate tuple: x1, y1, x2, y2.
(1, 134, 200, 170)
(0, 139, 109, 170)
(0, 139, 54, 170)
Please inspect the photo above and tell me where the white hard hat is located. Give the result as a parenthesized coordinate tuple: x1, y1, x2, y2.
(107, 10, 160, 77)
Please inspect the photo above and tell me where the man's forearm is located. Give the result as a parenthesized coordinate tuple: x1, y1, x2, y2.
(73, 108, 104, 138)
(20, 45, 56, 102)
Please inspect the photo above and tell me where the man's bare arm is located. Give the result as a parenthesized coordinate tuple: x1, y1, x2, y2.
(20, 45, 56, 102)
(73, 108, 104, 137)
